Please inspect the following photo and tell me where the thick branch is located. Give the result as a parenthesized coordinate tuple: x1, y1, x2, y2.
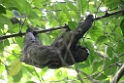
(111, 64, 124, 83)
(0, 9, 124, 40)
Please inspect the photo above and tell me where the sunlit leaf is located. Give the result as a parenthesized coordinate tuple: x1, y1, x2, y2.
(40, 67, 48, 77)
(8, 59, 22, 76)
(24, 65, 35, 75)
(0, 64, 5, 74)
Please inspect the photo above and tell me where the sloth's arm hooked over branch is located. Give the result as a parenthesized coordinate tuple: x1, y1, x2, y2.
(21, 14, 94, 68)
(51, 14, 94, 49)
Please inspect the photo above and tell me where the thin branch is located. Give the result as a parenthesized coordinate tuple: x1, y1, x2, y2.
(95, 9, 124, 20)
(0, 25, 68, 40)
(111, 63, 124, 83)
(0, 9, 124, 40)
(77, 68, 98, 83)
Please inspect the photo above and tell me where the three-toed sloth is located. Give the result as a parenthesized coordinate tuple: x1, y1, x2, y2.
(21, 14, 94, 68)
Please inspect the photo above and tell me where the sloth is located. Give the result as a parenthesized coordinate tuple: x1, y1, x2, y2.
(20, 14, 94, 68)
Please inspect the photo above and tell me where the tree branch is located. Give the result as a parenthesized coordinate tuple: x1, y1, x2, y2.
(0, 25, 68, 40)
(111, 63, 124, 83)
(0, 9, 124, 40)
(95, 9, 124, 20)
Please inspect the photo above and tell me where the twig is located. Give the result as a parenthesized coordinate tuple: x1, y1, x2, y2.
(33, 67, 42, 82)
(111, 63, 124, 83)
(77, 68, 98, 83)
(0, 9, 124, 40)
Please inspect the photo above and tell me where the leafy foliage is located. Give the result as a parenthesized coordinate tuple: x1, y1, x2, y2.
(0, 0, 124, 83)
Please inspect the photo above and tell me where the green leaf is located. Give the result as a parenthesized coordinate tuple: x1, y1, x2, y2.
(33, 0, 50, 4)
(0, 15, 13, 28)
(4, 39, 10, 46)
(23, 65, 35, 75)
(1, 0, 20, 10)
(0, 64, 5, 74)
(7, 7, 18, 11)
(40, 33, 52, 45)
(28, 11, 40, 26)
(104, 65, 117, 75)
(92, 60, 103, 73)
(32, 0, 44, 8)
(25, 81, 36, 83)
(104, 0, 120, 9)
(65, 0, 79, 17)
(40, 67, 48, 77)
(13, 70, 22, 82)
(68, 21, 78, 30)
(12, 10, 25, 18)
(58, 3, 71, 21)
(8, 59, 22, 76)
(120, 18, 124, 36)
(28, 11, 39, 19)
(17, 0, 31, 14)
(96, 35, 107, 45)
(0, 39, 9, 52)
(75, 63, 89, 69)
(23, 0, 31, 14)
(116, 42, 124, 54)
(0, 42, 4, 52)
(0, 4, 6, 14)
(89, 26, 103, 41)
(24, 65, 35, 75)
(96, 73, 108, 80)
(106, 46, 113, 58)
(76, 0, 88, 14)
(15, 37, 23, 48)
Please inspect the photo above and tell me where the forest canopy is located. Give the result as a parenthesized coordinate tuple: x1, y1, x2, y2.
(0, 0, 124, 83)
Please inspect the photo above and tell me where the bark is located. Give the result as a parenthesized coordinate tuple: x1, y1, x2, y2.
(20, 14, 94, 68)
